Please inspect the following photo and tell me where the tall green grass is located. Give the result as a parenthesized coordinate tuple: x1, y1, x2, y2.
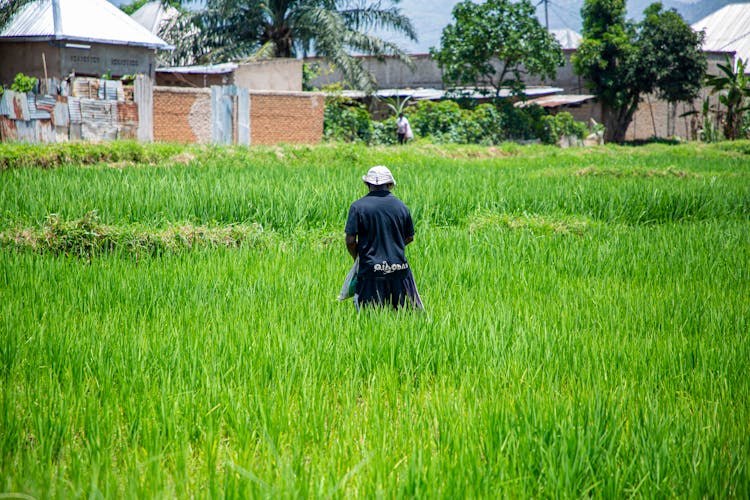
(1, 143, 748, 232)
(1, 142, 748, 497)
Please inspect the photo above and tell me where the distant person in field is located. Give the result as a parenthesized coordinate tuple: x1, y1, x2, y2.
(345, 166, 423, 311)
(396, 113, 413, 144)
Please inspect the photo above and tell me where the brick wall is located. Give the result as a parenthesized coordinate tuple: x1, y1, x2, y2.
(153, 87, 212, 143)
(249, 91, 324, 145)
(153, 87, 324, 145)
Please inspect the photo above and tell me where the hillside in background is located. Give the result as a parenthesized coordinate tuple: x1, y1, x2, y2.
(107, 0, 741, 54)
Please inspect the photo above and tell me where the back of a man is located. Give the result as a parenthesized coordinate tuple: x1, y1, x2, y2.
(345, 166, 423, 310)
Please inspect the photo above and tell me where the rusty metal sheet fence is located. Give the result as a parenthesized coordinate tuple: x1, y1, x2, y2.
(0, 76, 142, 143)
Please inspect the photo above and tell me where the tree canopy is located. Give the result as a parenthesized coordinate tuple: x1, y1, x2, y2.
(430, 0, 563, 97)
(639, 3, 706, 106)
(573, 0, 706, 142)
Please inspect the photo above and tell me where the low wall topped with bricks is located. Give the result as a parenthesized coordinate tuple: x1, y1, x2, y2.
(153, 86, 324, 145)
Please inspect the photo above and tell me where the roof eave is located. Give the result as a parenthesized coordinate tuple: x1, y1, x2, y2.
(0, 34, 173, 51)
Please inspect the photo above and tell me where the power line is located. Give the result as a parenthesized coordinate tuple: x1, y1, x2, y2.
(547, 0, 583, 31)
(537, 0, 549, 30)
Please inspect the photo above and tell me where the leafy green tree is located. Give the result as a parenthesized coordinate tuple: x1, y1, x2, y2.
(168, 0, 416, 91)
(705, 56, 750, 140)
(430, 0, 563, 97)
(639, 3, 706, 137)
(574, 0, 707, 143)
(573, 0, 645, 143)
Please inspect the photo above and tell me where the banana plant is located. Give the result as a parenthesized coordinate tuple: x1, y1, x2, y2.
(379, 95, 412, 117)
(705, 56, 750, 140)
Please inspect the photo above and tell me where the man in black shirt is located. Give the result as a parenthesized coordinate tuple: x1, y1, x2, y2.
(345, 166, 423, 310)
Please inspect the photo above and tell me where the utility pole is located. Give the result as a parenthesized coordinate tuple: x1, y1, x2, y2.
(544, 0, 549, 30)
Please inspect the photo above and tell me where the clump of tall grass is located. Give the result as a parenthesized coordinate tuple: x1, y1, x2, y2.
(0, 211, 270, 256)
(468, 210, 594, 235)
(3, 141, 749, 234)
(574, 165, 697, 178)
(0, 141, 192, 169)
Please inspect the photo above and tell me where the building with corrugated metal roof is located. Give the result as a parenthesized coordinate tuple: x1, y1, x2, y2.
(692, 3, 750, 71)
(0, 0, 172, 85)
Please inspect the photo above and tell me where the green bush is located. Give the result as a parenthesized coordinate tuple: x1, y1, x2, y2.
(408, 100, 551, 145)
(463, 104, 503, 144)
(372, 118, 397, 145)
(10, 72, 37, 93)
(540, 112, 589, 144)
(323, 95, 590, 146)
(410, 100, 465, 141)
(495, 100, 546, 141)
(323, 98, 373, 143)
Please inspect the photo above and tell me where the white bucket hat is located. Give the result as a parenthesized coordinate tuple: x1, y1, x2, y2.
(362, 165, 396, 186)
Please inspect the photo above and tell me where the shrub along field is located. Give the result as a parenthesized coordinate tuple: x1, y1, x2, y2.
(1, 141, 748, 497)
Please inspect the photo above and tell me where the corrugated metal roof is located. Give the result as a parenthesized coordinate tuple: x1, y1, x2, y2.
(131, 1, 180, 35)
(339, 86, 565, 100)
(0, 0, 173, 49)
(692, 3, 750, 64)
(550, 29, 582, 50)
(515, 94, 596, 108)
(157, 63, 239, 75)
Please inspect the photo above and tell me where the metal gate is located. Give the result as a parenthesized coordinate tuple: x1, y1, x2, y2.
(211, 85, 250, 145)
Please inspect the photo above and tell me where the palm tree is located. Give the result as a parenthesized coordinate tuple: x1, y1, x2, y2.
(169, 0, 417, 91)
(0, 0, 34, 31)
(705, 56, 750, 140)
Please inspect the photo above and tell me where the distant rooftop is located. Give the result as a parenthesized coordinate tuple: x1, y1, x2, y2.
(157, 63, 239, 75)
(692, 3, 750, 65)
(131, 1, 180, 35)
(0, 0, 172, 50)
(550, 28, 582, 50)
(338, 86, 565, 100)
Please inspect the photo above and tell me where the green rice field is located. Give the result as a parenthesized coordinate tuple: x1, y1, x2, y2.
(1, 141, 749, 497)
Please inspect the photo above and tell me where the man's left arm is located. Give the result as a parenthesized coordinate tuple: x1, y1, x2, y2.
(345, 205, 359, 260)
(346, 234, 358, 260)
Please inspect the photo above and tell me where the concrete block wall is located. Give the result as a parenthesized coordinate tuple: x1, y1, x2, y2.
(235, 59, 303, 92)
(249, 91, 324, 145)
